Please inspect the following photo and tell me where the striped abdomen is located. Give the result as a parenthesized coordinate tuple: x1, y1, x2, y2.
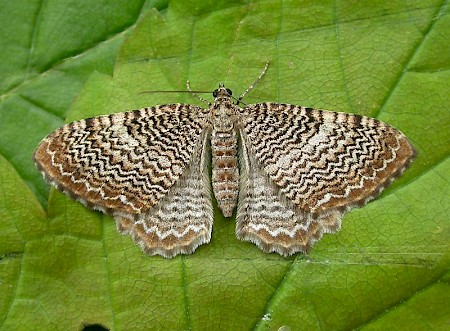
(211, 114, 239, 217)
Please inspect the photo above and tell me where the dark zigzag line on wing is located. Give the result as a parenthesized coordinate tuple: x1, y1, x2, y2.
(117, 120, 195, 155)
(243, 110, 322, 160)
(47, 106, 206, 207)
(83, 156, 176, 189)
(244, 197, 296, 214)
(243, 106, 403, 204)
(274, 138, 382, 192)
(250, 122, 314, 160)
(273, 153, 357, 189)
(141, 121, 201, 144)
(291, 120, 384, 164)
(243, 103, 310, 127)
(256, 132, 345, 180)
(141, 220, 210, 236)
(270, 137, 383, 198)
(247, 111, 310, 132)
(243, 106, 311, 134)
(72, 138, 186, 176)
(261, 126, 346, 170)
(273, 155, 360, 198)
(137, 128, 195, 162)
(63, 128, 91, 146)
(157, 196, 209, 214)
(152, 218, 210, 229)
(248, 124, 318, 165)
(103, 145, 182, 166)
(279, 141, 397, 201)
(159, 202, 209, 215)
(48, 157, 171, 206)
(295, 139, 398, 201)
(161, 202, 206, 214)
(132, 104, 201, 122)
(61, 152, 173, 196)
(268, 125, 382, 185)
(76, 152, 178, 191)
(252, 103, 300, 116)
(144, 105, 205, 131)
(105, 134, 191, 166)
(70, 123, 196, 172)
(67, 133, 186, 179)
(85, 106, 204, 163)
(61, 139, 182, 195)
(90, 146, 184, 175)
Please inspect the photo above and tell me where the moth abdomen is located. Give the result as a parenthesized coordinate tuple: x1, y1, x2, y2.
(211, 119, 239, 218)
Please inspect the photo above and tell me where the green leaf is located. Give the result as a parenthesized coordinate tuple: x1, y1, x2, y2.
(1, 1, 449, 330)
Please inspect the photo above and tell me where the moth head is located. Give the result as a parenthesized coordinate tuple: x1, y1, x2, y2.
(213, 83, 232, 98)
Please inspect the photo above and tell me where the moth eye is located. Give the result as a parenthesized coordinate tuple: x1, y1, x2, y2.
(226, 88, 232, 96)
(213, 89, 219, 98)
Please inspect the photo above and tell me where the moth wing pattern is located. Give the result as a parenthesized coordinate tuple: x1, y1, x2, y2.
(34, 72, 417, 258)
(34, 104, 214, 256)
(237, 129, 340, 255)
(116, 130, 213, 257)
(236, 103, 416, 255)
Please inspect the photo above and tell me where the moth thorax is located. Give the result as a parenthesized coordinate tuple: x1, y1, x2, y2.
(211, 115, 239, 218)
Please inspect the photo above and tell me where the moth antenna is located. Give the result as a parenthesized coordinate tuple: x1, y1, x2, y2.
(237, 61, 269, 104)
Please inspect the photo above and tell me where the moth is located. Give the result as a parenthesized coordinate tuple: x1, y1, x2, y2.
(34, 64, 416, 258)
